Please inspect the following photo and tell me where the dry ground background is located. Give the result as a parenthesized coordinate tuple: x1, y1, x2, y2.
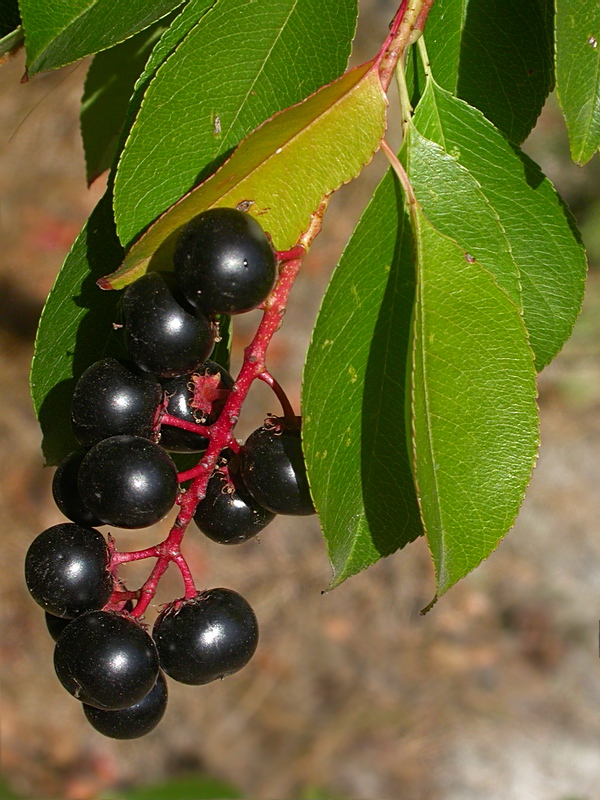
(2, 2, 600, 798)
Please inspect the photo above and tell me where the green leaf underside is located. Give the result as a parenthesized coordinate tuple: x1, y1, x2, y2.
(411, 80, 587, 371)
(407, 0, 554, 144)
(0, 25, 23, 57)
(103, 61, 387, 289)
(20, 0, 185, 74)
(81, 21, 167, 184)
(30, 193, 124, 465)
(556, 0, 600, 164)
(411, 207, 539, 596)
(303, 170, 423, 587)
(114, 0, 359, 247)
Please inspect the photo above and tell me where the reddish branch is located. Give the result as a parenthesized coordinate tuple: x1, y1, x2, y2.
(110, 200, 329, 619)
(106, 0, 435, 618)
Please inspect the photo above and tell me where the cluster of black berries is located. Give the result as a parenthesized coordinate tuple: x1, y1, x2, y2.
(25, 208, 315, 739)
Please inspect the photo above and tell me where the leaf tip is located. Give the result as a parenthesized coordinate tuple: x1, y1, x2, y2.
(420, 594, 438, 615)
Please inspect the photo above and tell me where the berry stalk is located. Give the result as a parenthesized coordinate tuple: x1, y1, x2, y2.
(121, 199, 329, 618)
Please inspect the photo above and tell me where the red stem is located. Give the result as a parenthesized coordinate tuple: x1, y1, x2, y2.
(117, 201, 329, 619)
(258, 370, 296, 420)
(159, 414, 211, 437)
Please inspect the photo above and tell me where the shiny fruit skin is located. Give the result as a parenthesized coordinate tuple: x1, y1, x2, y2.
(241, 422, 315, 515)
(78, 435, 178, 529)
(173, 208, 277, 315)
(25, 523, 112, 618)
(153, 588, 259, 685)
(122, 272, 215, 378)
(83, 670, 168, 739)
(71, 358, 162, 448)
(52, 450, 104, 527)
(54, 610, 160, 709)
(193, 465, 275, 544)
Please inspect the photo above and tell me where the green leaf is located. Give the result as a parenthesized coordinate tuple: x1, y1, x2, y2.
(100, 776, 241, 800)
(102, 60, 387, 289)
(0, 24, 22, 58)
(410, 79, 587, 371)
(20, 0, 185, 75)
(555, 0, 600, 164)
(81, 21, 168, 184)
(407, 0, 554, 143)
(30, 192, 124, 465)
(410, 206, 539, 597)
(303, 170, 422, 587)
(113, 0, 358, 246)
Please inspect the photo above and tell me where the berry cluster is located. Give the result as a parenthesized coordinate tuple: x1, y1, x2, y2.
(26, 208, 318, 739)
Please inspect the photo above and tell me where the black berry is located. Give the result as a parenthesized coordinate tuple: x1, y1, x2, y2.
(54, 610, 159, 709)
(173, 208, 277, 315)
(241, 419, 315, 515)
(122, 272, 215, 377)
(71, 358, 162, 448)
(45, 612, 72, 641)
(160, 361, 234, 452)
(83, 670, 167, 739)
(52, 450, 104, 527)
(193, 456, 275, 544)
(78, 435, 178, 529)
(153, 588, 259, 685)
(25, 523, 113, 618)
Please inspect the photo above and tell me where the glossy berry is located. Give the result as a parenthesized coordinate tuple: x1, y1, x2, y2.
(83, 670, 168, 739)
(241, 419, 315, 515)
(160, 361, 234, 452)
(71, 358, 162, 448)
(52, 450, 104, 527)
(153, 588, 259, 685)
(25, 523, 113, 618)
(78, 435, 178, 528)
(193, 458, 275, 544)
(45, 612, 72, 641)
(122, 272, 215, 377)
(173, 208, 277, 314)
(54, 610, 160, 709)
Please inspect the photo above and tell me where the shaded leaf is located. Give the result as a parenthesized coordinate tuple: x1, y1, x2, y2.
(20, 0, 185, 75)
(407, 0, 554, 143)
(81, 21, 168, 184)
(410, 206, 539, 597)
(0, 0, 19, 39)
(103, 61, 388, 289)
(555, 0, 600, 164)
(410, 79, 587, 371)
(30, 192, 124, 465)
(0, 25, 22, 59)
(113, 0, 359, 246)
(303, 170, 422, 588)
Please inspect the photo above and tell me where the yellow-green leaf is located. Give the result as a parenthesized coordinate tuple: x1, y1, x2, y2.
(100, 60, 387, 290)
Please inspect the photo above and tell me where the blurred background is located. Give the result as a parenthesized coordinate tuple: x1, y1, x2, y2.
(2, 1, 600, 798)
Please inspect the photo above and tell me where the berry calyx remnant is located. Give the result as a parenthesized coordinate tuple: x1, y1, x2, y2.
(173, 207, 277, 314)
